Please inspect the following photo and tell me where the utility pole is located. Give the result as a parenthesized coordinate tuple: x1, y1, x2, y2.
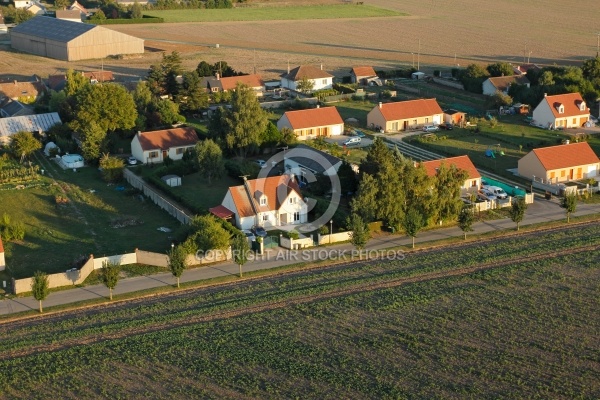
(597, 32, 600, 57)
(417, 39, 421, 71)
(527, 50, 532, 64)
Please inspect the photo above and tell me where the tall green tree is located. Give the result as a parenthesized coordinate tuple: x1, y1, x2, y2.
(72, 83, 137, 134)
(168, 244, 187, 288)
(222, 83, 268, 157)
(350, 173, 378, 223)
(79, 121, 108, 161)
(231, 234, 249, 278)
(486, 62, 514, 77)
(65, 69, 90, 97)
(100, 260, 120, 300)
(196, 61, 214, 77)
(360, 137, 394, 177)
(99, 153, 125, 182)
(338, 160, 358, 195)
(260, 122, 282, 151)
(433, 163, 468, 224)
(195, 139, 225, 184)
(508, 196, 527, 231)
(582, 56, 600, 81)
(190, 215, 231, 252)
(10, 131, 41, 162)
(347, 213, 370, 250)
(560, 193, 577, 223)
(130, 0, 142, 18)
(150, 98, 185, 126)
(147, 51, 183, 97)
(31, 270, 50, 313)
(177, 71, 209, 113)
(458, 204, 475, 240)
(401, 207, 425, 249)
(280, 127, 297, 147)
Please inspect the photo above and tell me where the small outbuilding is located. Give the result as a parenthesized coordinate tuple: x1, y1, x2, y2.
(161, 175, 181, 187)
(44, 141, 59, 156)
(411, 72, 426, 80)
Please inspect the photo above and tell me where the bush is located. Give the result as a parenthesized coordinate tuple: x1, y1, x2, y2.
(286, 230, 299, 240)
(224, 159, 260, 180)
(87, 16, 164, 25)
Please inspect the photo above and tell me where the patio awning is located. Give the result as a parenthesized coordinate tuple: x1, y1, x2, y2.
(209, 205, 234, 219)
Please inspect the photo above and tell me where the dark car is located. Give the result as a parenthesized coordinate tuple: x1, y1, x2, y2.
(352, 129, 366, 138)
(251, 225, 268, 237)
(439, 123, 454, 130)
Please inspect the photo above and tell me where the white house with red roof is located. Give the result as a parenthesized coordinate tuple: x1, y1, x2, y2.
(0, 235, 5, 271)
(518, 142, 600, 183)
(421, 155, 482, 190)
(532, 93, 590, 130)
(350, 66, 380, 86)
(130, 127, 199, 164)
(367, 99, 444, 132)
(202, 74, 264, 97)
(482, 75, 530, 96)
(280, 65, 333, 92)
(276, 106, 344, 140)
(216, 176, 308, 230)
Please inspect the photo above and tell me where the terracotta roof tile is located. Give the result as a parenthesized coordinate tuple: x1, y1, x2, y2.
(229, 176, 302, 218)
(531, 142, 599, 170)
(282, 107, 343, 130)
(281, 65, 333, 81)
(376, 98, 443, 121)
(541, 93, 589, 119)
(0, 235, 4, 253)
(0, 80, 45, 101)
(487, 75, 530, 91)
(219, 74, 264, 91)
(351, 66, 377, 77)
(83, 71, 114, 82)
(136, 127, 198, 151)
(421, 155, 481, 180)
(209, 205, 234, 219)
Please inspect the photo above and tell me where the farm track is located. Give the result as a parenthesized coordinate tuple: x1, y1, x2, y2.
(2, 224, 599, 361)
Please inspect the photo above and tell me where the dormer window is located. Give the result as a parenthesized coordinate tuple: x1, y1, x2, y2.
(259, 196, 267, 206)
(577, 100, 586, 111)
(557, 104, 564, 114)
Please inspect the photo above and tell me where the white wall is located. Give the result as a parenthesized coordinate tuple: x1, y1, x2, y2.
(93, 253, 137, 269)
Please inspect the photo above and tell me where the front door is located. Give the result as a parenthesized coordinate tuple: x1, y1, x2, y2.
(162, 150, 168, 160)
(280, 213, 288, 225)
(577, 168, 582, 179)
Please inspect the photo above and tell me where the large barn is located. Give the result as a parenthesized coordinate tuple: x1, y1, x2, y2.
(10, 16, 144, 61)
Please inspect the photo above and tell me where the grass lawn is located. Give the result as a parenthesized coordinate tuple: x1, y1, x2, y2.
(1, 156, 181, 280)
(330, 100, 376, 128)
(144, 4, 404, 23)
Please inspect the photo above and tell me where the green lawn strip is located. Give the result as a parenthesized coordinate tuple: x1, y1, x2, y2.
(3, 221, 599, 350)
(0, 251, 597, 398)
(144, 5, 404, 23)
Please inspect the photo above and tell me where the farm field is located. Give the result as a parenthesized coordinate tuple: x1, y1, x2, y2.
(1, 223, 599, 398)
(144, 4, 403, 23)
(0, 154, 180, 280)
(1, 0, 599, 86)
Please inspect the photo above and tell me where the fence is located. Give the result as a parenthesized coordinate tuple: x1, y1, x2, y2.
(123, 169, 192, 224)
(12, 256, 95, 294)
(280, 236, 314, 249)
(318, 231, 352, 246)
(432, 77, 465, 90)
(532, 180, 600, 197)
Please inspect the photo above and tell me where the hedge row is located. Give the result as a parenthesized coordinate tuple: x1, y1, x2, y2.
(87, 16, 164, 25)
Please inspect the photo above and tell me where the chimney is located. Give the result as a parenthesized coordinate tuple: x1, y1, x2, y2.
(316, 104, 320, 109)
(378, 102, 382, 109)
(544, 93, 547, 97)
(13, 80, 17, 85)
(320, 64, 323, 70)
(215, 73, 220, 80)
(287, 60, 290, 74)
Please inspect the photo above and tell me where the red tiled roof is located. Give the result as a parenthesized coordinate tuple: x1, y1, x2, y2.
(351, 66, 377, 77)
(229, 176, 302, 218)
(83, 71, 114, 82)
(531, 142, 599, 171)
(0, 235, 4, 253)
(136, 127, 199, 151)
(541, 93, 589, 119)
(421, 155, 481, 180)
(487, 75, 530, 91)
(282, 107, 343, 130)
(219, 74, 264, 91)
(376, 99, 443, 121)
(69, 0, 87, 13)
(0, 80, 45, 101)
(209, 205, 234, 219)
(281, 65, 333, 81)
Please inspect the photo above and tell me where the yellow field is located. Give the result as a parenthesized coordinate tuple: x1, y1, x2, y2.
(0, 0, 598, 81)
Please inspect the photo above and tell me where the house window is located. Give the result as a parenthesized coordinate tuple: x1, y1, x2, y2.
(149, 151, 158, 158)
(322, 79, 327, 85)
(573, 118, 576, 125)
(289, 197, 296, 204)
(293, 212, 300, 222)
(560, 170, 565, 178)
(262, 215, 268, 222)
(425, 118, 429, 123)
(550, 171, 556, 180)
(558, 105, 564, 114)
(176, 148, 184, 155)
(471, 180, 477, 187)
(260, 197, 267, 206)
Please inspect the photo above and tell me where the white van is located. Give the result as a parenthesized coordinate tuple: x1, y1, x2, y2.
(487, 186, 508, 199)
(422, 125, 439, 132)
(343, 137, 361, 146)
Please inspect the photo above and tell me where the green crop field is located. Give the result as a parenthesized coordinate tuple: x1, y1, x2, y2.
(1, 223, 599, 398)
(0, 155, 180, 280)
(144, 4, 404, 23)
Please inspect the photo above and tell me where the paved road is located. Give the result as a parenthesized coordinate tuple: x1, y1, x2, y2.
(1, 198, 598, 316)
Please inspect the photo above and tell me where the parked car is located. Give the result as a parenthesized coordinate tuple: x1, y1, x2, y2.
(479, 189, 497, 201)
(255, 160, 267, 168)
(487, 186, 508, 199)
(251, 225, 268, 237)
(343, 137, 361, 146)
(352, 129, 366, 138)
(127, 156, 138, 165)
(438, 123, 453, 130)
(242, 229, 256, 242)
(422, 125, 439, 132)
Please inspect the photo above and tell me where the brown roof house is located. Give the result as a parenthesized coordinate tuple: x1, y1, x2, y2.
(130, 127, 199, 164)
(202, 73, 264, 96)
(276, 106, 344, 140)
(518, 142, 600, 183)
(350, 66, 381, 86)
(531, 92, 590, 130)
(0, 76, 46, 105)
(47, 70, 114, 91)
(482, 75, 530, 96)
(56, 9, 83, 22)
(367, 99, 444, 132)
(218, 176, 308, 230)
(280, 65, 333, 93)
(421, 155, 482, 191)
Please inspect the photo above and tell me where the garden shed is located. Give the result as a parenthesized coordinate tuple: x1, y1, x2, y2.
(161, 175, 181, 187)
(10, 16, 144, 61)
